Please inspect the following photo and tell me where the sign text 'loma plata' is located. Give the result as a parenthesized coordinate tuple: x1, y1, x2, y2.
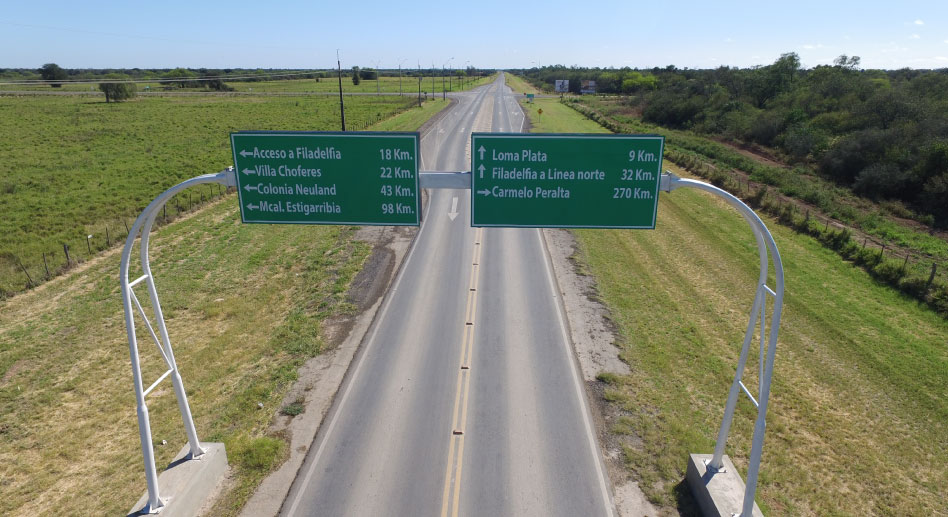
(231, 131, 420, 225)
(471, 133, 665, 228)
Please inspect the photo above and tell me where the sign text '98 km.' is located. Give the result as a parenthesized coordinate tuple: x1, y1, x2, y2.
(471, 133, 665, 228)
(231, 132, 420, 226)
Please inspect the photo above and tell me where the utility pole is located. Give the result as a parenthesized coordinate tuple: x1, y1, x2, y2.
(337, 50, 346, 131)
(442, 65, 445, 100)
(375, 60, 381, 96)
(431, 62, 435, 99)
(399, 58, 406, 96)
(417, 61, 422, 107)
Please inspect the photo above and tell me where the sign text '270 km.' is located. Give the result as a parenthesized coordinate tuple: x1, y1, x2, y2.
(471, 133, 665, 228)
(231, 132, 419, 225)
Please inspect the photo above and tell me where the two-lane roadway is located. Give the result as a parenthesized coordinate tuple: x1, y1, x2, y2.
(281, 73, 614, 517)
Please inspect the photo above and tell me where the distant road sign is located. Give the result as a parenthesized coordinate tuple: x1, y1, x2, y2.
(554, 80, 569, 93)
(231, 132, 419, 225)
(580, 80, 597, 94)
(471, 133, 664, 228)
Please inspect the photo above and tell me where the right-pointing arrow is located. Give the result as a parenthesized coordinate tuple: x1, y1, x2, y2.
(476, 189, 491, 197)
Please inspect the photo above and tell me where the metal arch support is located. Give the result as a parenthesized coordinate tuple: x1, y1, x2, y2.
(661, 171, 785, 517)
(120, 168, 236, 513)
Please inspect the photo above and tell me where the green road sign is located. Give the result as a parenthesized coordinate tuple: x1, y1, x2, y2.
(471, 133, 664, 228)
(231, 131, 419, 226)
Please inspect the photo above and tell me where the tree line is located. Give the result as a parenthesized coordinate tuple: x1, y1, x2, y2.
(520, 57, 948, 226)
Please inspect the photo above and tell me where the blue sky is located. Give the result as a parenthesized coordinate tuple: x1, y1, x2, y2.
(2, 0, 947, 70)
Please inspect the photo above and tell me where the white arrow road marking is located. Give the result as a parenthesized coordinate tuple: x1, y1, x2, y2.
(448, 196, 459, 221)
(478, 145, 486, 160)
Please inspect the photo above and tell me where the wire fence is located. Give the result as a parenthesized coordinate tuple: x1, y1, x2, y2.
(0, 184, 235, 299)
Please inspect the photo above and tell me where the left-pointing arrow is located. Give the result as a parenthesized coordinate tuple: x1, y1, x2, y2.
(247, 203, 259, 210)
(244, 184, 258, 192)
(239, 149, 254, 157)
(242, 168, 257, 176)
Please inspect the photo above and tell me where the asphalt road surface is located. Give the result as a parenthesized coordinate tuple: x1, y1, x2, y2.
(281, 74, 614, 517)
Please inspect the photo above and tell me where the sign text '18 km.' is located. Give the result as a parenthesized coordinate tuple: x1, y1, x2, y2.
(471, 133, 665, 228)
(231, 131, 420, 225)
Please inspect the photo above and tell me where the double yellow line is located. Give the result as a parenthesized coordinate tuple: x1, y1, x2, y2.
(440, 227, 483, 517)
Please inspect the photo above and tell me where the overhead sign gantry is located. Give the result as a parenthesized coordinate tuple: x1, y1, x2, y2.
(122, 131, 780, 517)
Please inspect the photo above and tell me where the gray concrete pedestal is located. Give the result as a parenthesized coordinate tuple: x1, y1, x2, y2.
(128, 443, 228, 517)
(686, 453, 763, 517)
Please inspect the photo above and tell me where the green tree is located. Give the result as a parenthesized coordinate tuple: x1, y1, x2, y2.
(39, 63, 68, 87)
(98, 74, 137, 103)
(351, 66, 361, 85)
(162, 67, 198, 88)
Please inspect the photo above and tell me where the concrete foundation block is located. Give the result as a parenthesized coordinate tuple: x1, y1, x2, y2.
(128, 443, 228, 517)
(686, 453, 763, 517)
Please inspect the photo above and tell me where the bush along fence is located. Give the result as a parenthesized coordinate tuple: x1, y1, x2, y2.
(564, 98, 948, 317)
(0, 184, 235, 300)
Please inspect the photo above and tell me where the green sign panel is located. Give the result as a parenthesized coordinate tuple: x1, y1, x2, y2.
(231, 131, 419, 226)
(471, 133, 664, 228)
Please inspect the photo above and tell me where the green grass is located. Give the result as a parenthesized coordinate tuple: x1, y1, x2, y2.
(503, 73, 541, 95)
(0, 75, 496, 94)
(523, 87, 948, 515)
(0, 93, 442, 296)
(0, 99, 442, 516)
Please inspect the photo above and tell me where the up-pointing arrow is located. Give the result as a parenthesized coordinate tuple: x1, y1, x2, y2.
(477, 164, 486, 178)
(478, 145, 486, 160)
(239, 149, 255, 157)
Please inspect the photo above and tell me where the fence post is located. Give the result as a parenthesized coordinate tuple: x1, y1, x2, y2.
(124, 219, 129, 234)
(927, 263, 938, 289)
(63, 244, 71, 266)
(106, 226, 111, 247)
(17, 257, 34, 287)
(42, 252, 51, 279)
(901, 253, 910, 272)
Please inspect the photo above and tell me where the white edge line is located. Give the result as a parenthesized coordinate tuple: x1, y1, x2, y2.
(536, 228, 616, 517)
(284, 187, 434, 517)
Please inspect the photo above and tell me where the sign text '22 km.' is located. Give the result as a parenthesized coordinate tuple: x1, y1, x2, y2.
(231, 131, 420, 226)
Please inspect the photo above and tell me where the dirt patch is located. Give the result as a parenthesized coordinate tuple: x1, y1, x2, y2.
(236, 218, 421, 516)
(541, 228, 659, 517)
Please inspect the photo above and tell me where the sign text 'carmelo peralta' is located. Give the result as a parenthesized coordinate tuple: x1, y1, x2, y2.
(471, 133, 664, 228)
(231, 131, 419, 225)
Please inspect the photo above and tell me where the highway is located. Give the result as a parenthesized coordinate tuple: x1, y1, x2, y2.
(281, 74, 614, 517)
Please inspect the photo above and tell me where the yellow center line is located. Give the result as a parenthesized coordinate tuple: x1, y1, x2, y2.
(440, 228, 483, 517)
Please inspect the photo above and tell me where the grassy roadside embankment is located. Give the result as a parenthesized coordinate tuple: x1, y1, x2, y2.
(0, 99, 449, 516)
(0, 94, 445, 298)
(563, 96, 948, 316)
(509, 75, 948, 515)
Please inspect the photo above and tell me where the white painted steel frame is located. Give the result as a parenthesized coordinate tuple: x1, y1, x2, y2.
(661, 171, 784, 517)
(120, 168, 236, 513)
(121, 168, 781, 517)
